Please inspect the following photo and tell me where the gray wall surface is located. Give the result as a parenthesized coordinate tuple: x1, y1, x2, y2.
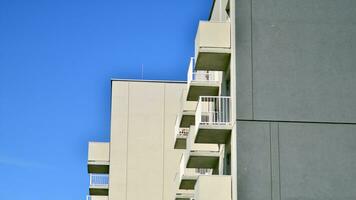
(235, 0, 356, 123)
(234, 0, 356, 199)
(236, 121, 356, 200)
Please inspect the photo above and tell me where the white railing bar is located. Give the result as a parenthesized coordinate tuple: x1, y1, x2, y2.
(196, 96, 232, 126)
(89, 174, 109, 186)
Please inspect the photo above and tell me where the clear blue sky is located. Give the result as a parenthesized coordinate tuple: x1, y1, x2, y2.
(0, 1, 212, 199)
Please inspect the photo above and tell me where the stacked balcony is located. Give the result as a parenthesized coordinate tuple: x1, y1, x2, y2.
(174, 91, 197, 149)
(194, 96, 232, 144)
(185, 127, 220, 169)
(88, 142, 110, 196)
(176, 154, 213, 190)
(174, 5, 232, 200)
(186, 57, 221, 101)
(195, 21, 231, 71)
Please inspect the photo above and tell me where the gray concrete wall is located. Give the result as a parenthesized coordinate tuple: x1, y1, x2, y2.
(234, 0, 356, 199)
(235, 0, 356, 123)
(236, 121, 356, 200)
(109, 80, 185, 200)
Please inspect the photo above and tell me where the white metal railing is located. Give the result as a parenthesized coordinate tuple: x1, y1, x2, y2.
(89, 174, 109, 187)
(196, 96, 231, 126)
(187, 57, 220, 85)
(86, 195, 108, 200)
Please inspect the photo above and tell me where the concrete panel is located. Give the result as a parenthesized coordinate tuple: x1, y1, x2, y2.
(250, 0, 356, 123)
(109, 82, 129, 200)
(236, 121, 271, 200)
(279, 123, 356, 200)
(164, 84, 187, 200)
(195, 175, 232, 200)
(235, 0, 253, 119)
(109, 81, 185, 200)
(126, 82, 165, 200)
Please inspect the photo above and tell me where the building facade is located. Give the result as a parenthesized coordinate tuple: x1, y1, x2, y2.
(86, 0, 356, 200)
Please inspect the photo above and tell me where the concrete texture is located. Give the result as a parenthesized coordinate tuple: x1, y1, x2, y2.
(235, 0, 356, 123)
(236, 121, 356, 200)
(109, 81, 185, 200)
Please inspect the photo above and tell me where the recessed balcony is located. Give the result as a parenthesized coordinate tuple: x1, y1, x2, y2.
(176, 154, 213, 190)
(88, 142, 110, 174)
(86, 195, 108, 200)
(185, 126, 220, 169)
(194, 96, 232, 144)
(179, 91, 197, 128)
(195, 175, 232, 200)
(89, 174, 109, 196)
(186, 57, 221, 101)
(174, 93, 197, 150)
(174, 126, 190, 149)
(195, 21, 231, 71)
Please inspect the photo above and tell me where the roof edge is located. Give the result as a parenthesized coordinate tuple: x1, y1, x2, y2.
(111, 78, 187, 84)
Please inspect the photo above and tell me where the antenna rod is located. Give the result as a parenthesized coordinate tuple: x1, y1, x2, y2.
(141, 64, 144, 79)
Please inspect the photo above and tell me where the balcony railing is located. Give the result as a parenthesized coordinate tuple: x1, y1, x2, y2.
(196, 96, 231, 126)
(187, 57, 219, 85)
(179, 154, 213, 179)
(86, 195, 108, 200)
(89, 174, 109, 187)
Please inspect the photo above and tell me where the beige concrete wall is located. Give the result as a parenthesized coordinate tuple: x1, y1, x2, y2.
(88, 142, 110, 162)
(195, 175, 232, 200)
(109, 80, 185, 200)
(210, 0, 230, 22)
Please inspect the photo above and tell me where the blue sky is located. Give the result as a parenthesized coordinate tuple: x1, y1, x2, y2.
(0, 1, 212, 199)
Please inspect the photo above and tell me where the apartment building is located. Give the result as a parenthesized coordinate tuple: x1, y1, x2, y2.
(86, 0, 356, 200)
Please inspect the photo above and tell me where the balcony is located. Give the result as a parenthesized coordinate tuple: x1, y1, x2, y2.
(86, 195, 108, 200)
(179, 91, 197, 128)
(186, 57, 221, 101)
(175, 192, 194, 200)
(176, 154, 213, 190)
(88, 142, 110, 174)
(174, 92, 197, 149)
(89, 174, 109, 196)
(185, 126, 220, 169)
(195, 21, 231, 71)
(194, 96, 232, 144)
(194, 175, 232, 200)
(174, 125, 190, 149)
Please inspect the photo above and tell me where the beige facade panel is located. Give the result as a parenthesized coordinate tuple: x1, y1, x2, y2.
(195, 175, 232, 200)
(109, 80, 185, 200)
